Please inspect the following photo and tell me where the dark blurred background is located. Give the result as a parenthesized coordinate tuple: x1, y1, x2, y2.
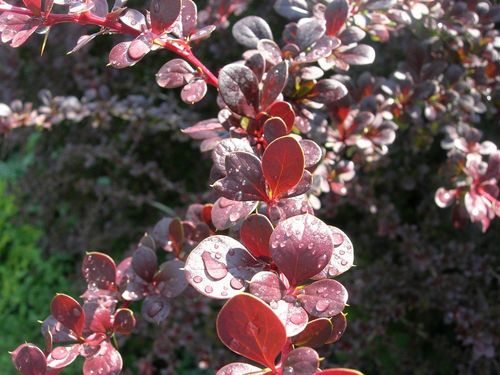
(1, 1, 498, 374)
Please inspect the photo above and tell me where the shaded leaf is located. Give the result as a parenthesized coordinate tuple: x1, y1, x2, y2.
(232, 16, 273, 48)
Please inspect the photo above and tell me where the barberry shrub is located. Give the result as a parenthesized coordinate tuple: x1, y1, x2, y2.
(1, 0, 498, 374)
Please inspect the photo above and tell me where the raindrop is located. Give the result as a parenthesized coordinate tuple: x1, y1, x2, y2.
(148, 301, 163, 317)
(341, 260, 348, 266)
(283, 367, 294, 374)
(230, 277, 244, 290)
(51, 346, 68, 360)
(214, 252, 222, 259)
(193, 275, 203, 283)
(229, 211, 240, 222)
(204, 285, 213, 294)
(315, 300, 330, 312)
(221, 290, 228, 297)
(333, 233, 344, 246)
(290, 313, 305, 325)
(270, 300, 278, 309)
(201, 251, 228, 280)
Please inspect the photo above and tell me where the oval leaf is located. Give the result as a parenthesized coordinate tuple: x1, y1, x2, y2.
(218, 64, 259, 117)
(51, 294, 85, 337)
(211, 197, 257, 231)
(82, 252, 116, 290)
(240, 214, 274, 259)
(298, 279, 348, 318)
(232, 16, 273, 48)
(11, 344, 47, 375)
(262, 136, 304, 199)
(216, 293, 286, 368)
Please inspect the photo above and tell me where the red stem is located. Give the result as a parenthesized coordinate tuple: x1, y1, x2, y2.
(0, 3, 219, 87)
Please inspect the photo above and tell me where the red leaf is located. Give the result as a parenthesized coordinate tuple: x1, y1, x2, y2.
(293, 318, 333, 348)
(51, 294, 85, 337)
(82, 252, 116, 290)
(260, 61, 288, 110)
(22, 0, 42, 16)
(267, 101, 295, 132)
(113, 308, 136, 335)
(262, 136, 304, 199)
(168, 218, 184, 256)
(10, 344, 47, 375)
(216, 293, 286, 369)
(240, 214, 273, 259)
(298, 279, 348, 318)
(269, 214, 333, 286)
(326, 313, 347, 344)
(325, 0, 349, 36)
(150, 0, 182, 35)
(154, 259, 188, 298)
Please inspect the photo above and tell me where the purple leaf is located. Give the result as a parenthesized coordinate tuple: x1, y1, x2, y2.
(82, 252, 116, 290)
(249, 271, 286, 302)
(307, 79, 348, 103)
(211, 138, 253, 175)
(313, 226, 354, 279)
(298, 279, 348, 318)
(257, 39, 283, 65)
(156, 59, 195, 88)
(154, 259, 188, 298)
(211, 197, 257, 230)
(216, 363, 262, 375)
(181, 79, 207, 104)
(108, 41, 137, 69)
(326, 313, 347, 344)
(185, 235, 262, 299)
(269, 214, 333, 286)
(113, 308, 136, 335)
(11, 344, 47, 375)
(300, 140, 323, 169)
(212, 152, 268, 202)
(263, 117, 288, 143)
(339, 44, 376, 65)
(119, 9, 146, 31)
(271, 299, 308, 337)
(296, 19, 325, 49)
(190, 25, 216, 42)
(180, 0, 197, 37)
(150, 0, 182, 35)
(131, 246, 158, 282)
(232, 16, 273, 48)
(261, 61, 288, 110)
(127, 38, 150, 60)
(141, 295, 171, 324)
(293, 318, 333, 348)
(240, 214, 274, 259)
(82, 341, 122, 375)
(46, 345, 80, 369)
(219, 64, 260, 117)
(325, 0, 349, 36)
(283, 347, 320, 374)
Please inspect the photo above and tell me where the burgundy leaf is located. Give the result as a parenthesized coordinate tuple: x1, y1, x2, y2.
(268, 195, 314, 223)
(154, 259, 188, 298)
(141, 295, 171, 324)
(156, 59, 195, 88)
(218, 64, 260, 117)
(296, 19, 325, 49)
(308, 79, 348, 103)
(261, 61, 288, 110)
(119, 9, 146, 31)
(325, 0, 349, 36)
(326, 313, 347, 344)
(182, 119, 224, 140)
(249, 271, 286, 302)
(185, 235, 262, 299)
(267, 101, 295, 132)
(150, 0, 182, 35)
(245, 52, 266, 81)
(216, 293, 286, 368)
(283, 170, 312, 198)
(300, 140, 323, 169)
(293, 318, 333, 347)
(82, 252, 116, 290)
(257, 39, 283, 65)
(211, 197, 257, 230)
(213, 152, 268, 202)
(262, 136, 304, 199)
(272, 299, 308, 337)
(181, 79, 207, 104)
(339, 44, 375, 65)
(216, 362, 262, 375)
(127, 38, 150, 60)
(82, 341, 122, 375)
(263, 117, 288, 143)
(51, 294, 85, 337)
(108, 41, 137, 69)
(240, 214, 274, 259)
(283, 347, 320, 374)
(269, 214, 333, 286)
(189, 25, 216, 42)
(232, 16, 273, 48)
(180, 0, 197, 36)
(113, 308, 136, 335)
(314, 226, 354, 279)
(211, 138, 253, 175)
(46, 345, 80, 369)
(11, 344, 47, 375)
(298, 279, 348, 318)
(131, 246, 158, 282)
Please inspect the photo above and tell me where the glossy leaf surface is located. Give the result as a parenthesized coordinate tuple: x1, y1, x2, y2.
(216, 293, 286, 368)
(240, 214, 273, 259)
(298, 279, 348, 318)
(51, 294, 85, 337)
(219, 64, 259, 117)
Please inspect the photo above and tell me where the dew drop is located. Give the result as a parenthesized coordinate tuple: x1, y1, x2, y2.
(148, 301, 163, 317)
(270, 300, 278, 309)
(229, 211, 240, 222)
(204, 285, 213, 294)
(290, 313, 305, 325)
(230, 277, 245, 290)
(315, 299, 330, 312)
(51, 346, 68, 360)
(228, 249, 235, 256)
(214, 252, 222, 259)
(193, 275, 203, 283)
(221, 290, 228, 297)
(341, 259, 348, 266)
(201, 251, 228, 280)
